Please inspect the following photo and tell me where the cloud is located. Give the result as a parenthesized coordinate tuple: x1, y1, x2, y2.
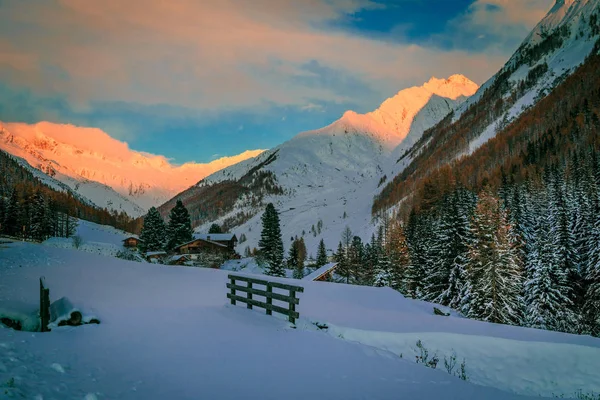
(438, 0, 554, 53)
(0, 0, 536, 118)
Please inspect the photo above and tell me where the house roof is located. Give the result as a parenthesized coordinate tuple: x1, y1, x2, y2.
(169, 254, 190, 262)
(123, 236, 142, 242)
(146, 251, 167, 257)
(193, 233, 237, 242)
(302, 262, 338, 281)
(175, 237, 228, 249)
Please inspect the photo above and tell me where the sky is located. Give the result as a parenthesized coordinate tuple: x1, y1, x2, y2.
(0, 0, 554, 163)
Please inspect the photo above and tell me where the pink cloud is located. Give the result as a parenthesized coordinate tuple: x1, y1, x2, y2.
(0, 0, 551, 112)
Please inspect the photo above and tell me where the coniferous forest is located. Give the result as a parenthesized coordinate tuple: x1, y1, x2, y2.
(332, 47, 600, 337)
(0, 150, 135, 240)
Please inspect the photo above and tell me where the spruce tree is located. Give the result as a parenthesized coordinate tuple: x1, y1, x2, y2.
(525, 194, 576, 332)
(386, 221, 411, 293)
(316, 239, 328, 267)
(208, 223, 222, 234)
(258, 203, 285, 277)
(4, 190, 20, 236)
(140, 207, 167, 252)
(334, 241, 350, 283)
(30, 190, 49, 241)
(348, 236, 364, 284)
(166, 199, 193, 250)
(404, 210, 427, 298)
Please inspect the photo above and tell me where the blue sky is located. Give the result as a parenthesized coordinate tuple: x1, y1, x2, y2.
(0, 0, 552, 163)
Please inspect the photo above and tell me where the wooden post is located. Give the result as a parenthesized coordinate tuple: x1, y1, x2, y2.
(230, 277, 236, 305)
(247, 281, 253, 309)
(289, 289, 296, 324)
(266, 283, 272, 316)
(39, 278, 50, 332)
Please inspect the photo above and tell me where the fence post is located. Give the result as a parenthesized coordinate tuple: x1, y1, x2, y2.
(289, 289, 296, 324)
(230, 277, 236, 305)
(266, 283, 272, 316)
(247, 281, 253, 310)
(39, 277, 50, 332)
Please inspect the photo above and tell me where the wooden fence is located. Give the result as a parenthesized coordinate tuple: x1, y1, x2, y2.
(39, 277, 50, 332)
(226, 275, 304, 324)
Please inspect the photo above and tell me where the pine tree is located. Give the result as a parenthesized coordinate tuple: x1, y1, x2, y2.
(334, 241, 350, 283)
(4, 190, 20, 236)
(258, 203, 285, 277)
(140, 207, 167, 252)
(386, 221, 411, 293)
(316, 239, 328, 267)
(404, 210, 427, 298)
(525, 193, 576, 332)
(208, 223, 222, 234)
(348, 236, 364, 284)
(166, 199, 193, 250)
(481, 206, 524, 325)
(30, 190, 49, 241)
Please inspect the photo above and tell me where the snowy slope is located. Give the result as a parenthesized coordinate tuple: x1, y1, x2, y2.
(42, 219, 134, 258)
(459, 0, 600, 154)
(0, 242, 598, 399)
(190, 76, 477, 256)
(0, 121, 264, 217)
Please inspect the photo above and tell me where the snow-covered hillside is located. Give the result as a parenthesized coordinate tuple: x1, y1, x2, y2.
(189, 75, 477, 256)
(459, 0, 600, 154)
(1, 242, 599, 399)
(0, 121, 264, 217)
(42, 219, 133, 258)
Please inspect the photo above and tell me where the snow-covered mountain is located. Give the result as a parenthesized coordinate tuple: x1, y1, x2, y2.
(0, 121, 264, 217)
(170, 75, 477, 256)
(458, 0, 600, 154)
(375, 0, 600, 214)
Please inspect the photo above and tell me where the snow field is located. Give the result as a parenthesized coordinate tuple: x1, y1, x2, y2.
(1, 242, 599, 399)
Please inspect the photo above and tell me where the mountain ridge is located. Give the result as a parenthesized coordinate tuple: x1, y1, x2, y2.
(0, 121, 264, 217)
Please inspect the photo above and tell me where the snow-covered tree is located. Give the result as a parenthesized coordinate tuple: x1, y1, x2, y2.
(386, 220, 410, 293)
(525, 193, 576, 332)
(316, 239, 328, 267)
(166, 199, 193, 250)
(29, 190, 49, 241)
(140, 207, 167, 252)
(259, 203, 285, 277)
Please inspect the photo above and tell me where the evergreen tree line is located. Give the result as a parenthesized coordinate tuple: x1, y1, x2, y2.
(0, 150, 135, 237)
(333, 152, 600, 336)
(0, 188, 77, 241)
(139, 200, 193, 252)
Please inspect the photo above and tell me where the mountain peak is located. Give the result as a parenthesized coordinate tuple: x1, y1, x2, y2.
(422, 74, 479, 100)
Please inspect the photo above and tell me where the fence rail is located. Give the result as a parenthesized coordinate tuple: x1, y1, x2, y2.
(227, 275, 304, 323)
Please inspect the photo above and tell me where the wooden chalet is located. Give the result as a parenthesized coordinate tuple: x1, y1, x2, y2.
(302, 263, 338, 282)
(175, 237, 232, 256)
(193, 233, 238, 251)
(122, 236, 143, 249)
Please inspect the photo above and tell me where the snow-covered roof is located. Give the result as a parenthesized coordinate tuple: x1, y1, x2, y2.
(176, 237, 228, 249)
(169, 254, 190, 261)
(146, 251, 167, 257)
(302, 262, 338, 281)
(193, 233, 236, 242)
(123, 235, 141, 241)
